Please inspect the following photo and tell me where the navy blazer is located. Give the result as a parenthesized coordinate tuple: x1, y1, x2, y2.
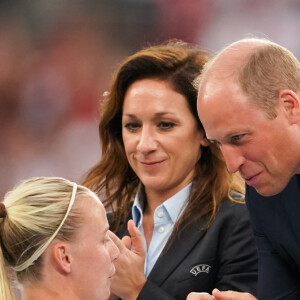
(246, 175, 300, 300)
(111, 200, 258, 300)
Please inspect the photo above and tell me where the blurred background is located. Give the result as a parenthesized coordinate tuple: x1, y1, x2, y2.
(1, 0, 300, 298)
(1, 0, 300, 200)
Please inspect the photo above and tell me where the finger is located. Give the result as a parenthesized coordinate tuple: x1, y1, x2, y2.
(121, 235, 131, 249)
(212, 289, 257, 300)
(213, 289, 236, 300)
(109, 230, 126, 252)
(186, 292, 215, 300)
(127, 219, 146, 257)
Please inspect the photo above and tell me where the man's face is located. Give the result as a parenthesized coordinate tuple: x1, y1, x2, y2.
(197, 79, 299, 196)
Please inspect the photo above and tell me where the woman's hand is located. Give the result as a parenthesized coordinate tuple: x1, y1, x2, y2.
(109, 220, 147, 300)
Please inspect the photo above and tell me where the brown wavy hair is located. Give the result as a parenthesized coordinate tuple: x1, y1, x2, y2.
(83, 40, 244, 234)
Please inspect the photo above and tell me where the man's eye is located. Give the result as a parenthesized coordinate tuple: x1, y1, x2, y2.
(231, 134, 244, 143)
(158, 122, 175, 130)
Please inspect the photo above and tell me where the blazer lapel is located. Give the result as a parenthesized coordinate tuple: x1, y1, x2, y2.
(147, 218, 207, 286)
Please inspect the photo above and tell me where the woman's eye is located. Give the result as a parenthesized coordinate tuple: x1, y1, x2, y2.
(158, 122, 175, 130)
(124, 123, 140, 132)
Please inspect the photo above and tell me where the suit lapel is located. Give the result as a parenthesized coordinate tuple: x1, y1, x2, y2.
(147, 217, 207, 286)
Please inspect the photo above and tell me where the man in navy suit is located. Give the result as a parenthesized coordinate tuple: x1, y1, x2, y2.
(188, 38, 300, 300)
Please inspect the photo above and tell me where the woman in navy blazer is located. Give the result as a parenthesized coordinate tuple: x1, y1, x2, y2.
(83, 40, 258, 300)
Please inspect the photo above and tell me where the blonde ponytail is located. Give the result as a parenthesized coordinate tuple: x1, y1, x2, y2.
(0, 237, 15, 300)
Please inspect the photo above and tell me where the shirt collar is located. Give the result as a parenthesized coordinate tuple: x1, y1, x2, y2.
(132, 183, 192, 226)
(163, 183, 191, 223)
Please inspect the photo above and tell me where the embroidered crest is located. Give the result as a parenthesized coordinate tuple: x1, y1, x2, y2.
(190, 264, 211, 276)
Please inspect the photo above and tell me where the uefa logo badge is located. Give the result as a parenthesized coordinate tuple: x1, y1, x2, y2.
(190, 264, 211, 276)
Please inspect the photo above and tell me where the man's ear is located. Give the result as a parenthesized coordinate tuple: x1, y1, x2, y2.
(278, 89, 300, 124)
(51, 242, 72, 274)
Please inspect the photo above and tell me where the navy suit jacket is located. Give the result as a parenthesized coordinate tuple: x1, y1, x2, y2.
(111, 200, 258, 300)
(246, 175, 300, 300)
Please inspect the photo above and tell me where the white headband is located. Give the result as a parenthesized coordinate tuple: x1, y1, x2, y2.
(13, 182, 78, 272)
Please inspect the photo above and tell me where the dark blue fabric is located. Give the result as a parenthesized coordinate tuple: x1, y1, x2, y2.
(246, 175, 300, 300)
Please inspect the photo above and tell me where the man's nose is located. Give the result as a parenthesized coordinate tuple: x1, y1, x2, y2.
(221, 145, 245, 173)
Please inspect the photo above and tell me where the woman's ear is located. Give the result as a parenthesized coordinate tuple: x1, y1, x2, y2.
(198, 130, 210, 147)
(51, 242, 72, 274)
(278, 89, 300, 124)
(200, 133, 210, 147)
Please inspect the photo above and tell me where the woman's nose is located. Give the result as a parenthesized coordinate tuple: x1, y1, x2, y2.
(136, 127, 157, 153)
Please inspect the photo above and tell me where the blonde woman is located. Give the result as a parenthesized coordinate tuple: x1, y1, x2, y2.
(0, 177, 120, 300)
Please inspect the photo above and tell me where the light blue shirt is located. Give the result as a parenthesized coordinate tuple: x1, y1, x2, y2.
(132, 183, 192, 277)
